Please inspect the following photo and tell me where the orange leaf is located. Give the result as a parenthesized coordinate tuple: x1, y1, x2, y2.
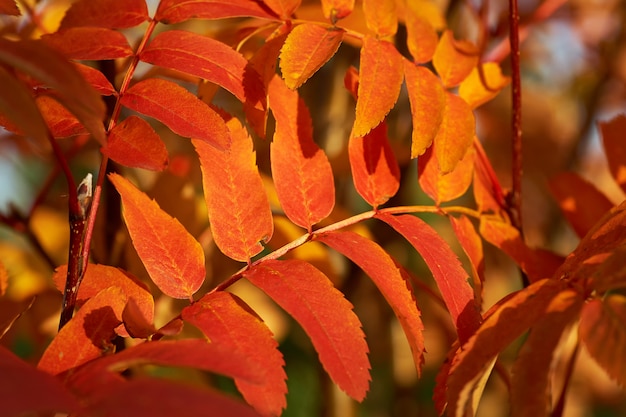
(404, 62, 445, 158)
(42, 28, 134, 60)
(510, 295, 582, 417)
(268, 76, 335, 231)
(140, 30, 265, 110)
(52, 264, 154, 331)
(155, 0, 278, 24)
(432, 30, 479, 88)
(375, 212, 481, 343)
(0, 346, 78, 416)
(243, 259, 370, 401)
(121, 78, 229, 150)
(263, 0, 301, 18)
(38, 286, 127, 375)
(85, 378, 264, 417)
(60, 0, 149, 29)
(317, 231, 425, 375)
(405, 12, 438, 63)
(194, 117, 273, 262)
(74, 63, 116, 96)
(445, 281, 578, 417)
(362, 0, 397, 38)
(435, 92, 475, 174)
(321, 0, 354, 21)
(109, 173, 206, 299)
(183, 292, 287, 416)
(349, 122, 400, 208)
(0, 260, 6, 296)
(599, 115, 626, 194)
(36, 94, 87, 138)
(479, 217, 563, 283)
(352, 37, 404, 137)
(579, 295, 626, 386)
(418, 143, 474, 204)
(459, 63, 511, 109)
(102, 116, 168, 171)
(449, 215, 484, 306)
(279, 23, 344, 89)
(549, 172, 614, 238)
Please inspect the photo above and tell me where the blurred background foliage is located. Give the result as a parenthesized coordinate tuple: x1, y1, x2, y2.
(1, 0, 626, 416)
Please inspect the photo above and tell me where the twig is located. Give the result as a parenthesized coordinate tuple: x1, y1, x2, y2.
(508, 0, 523, 234)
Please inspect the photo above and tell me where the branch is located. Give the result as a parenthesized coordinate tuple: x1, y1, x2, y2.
(508, 0, 523, 234)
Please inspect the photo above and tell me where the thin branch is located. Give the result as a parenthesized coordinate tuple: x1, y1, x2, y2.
(508, 0, 523, 234)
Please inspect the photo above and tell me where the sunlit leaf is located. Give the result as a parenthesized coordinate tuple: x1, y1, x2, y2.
(321, 0, 354, 22)
(155, 0, 278, 24)
(268, 75, 335, 231)
(459, 63, 511, 109)
(38, 286, 127, 375)
(445, 280, 574, 417)
(449, 215, 484, 306)
(510, 295, 582, 417)
(0, 346, 78, 417)
(404, 62, 445, 158)
(362, 0, 397, 38)
(405, 11, 438, 63)
(263, 0, 301, 18)
(435, 92, 474, 174)
(60, 0, 149, 29)
(352, 37, 404, 137)
(74, 63, 116, 96)
(102, 116, 168, 171)
(279, 23, 344, 89)
(243, 259, 371, 401)
(109, 173, 206, 299)
(375, 212, 481, 343)
(549, 172, 614, 238)
(579, 295, 626, 386)
(194, 117, 273, 262)
(140, 30, 265, 110)
(432, 30, 478, 88)
(36, 95, 87, 138)
(405, 0, 446, 31)
(183, 292, 287, 416)
(598, 115, 626, 194)
(318, 231, 425, 375)
(120, 78, 229, 150)
(418, 144, 474, 204)
(42, 28, 134, 60)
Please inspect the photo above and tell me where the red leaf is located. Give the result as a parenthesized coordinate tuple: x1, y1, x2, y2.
(0, 38, 106, 144)
(479, 217, 564, 283)
(353, 37, 404, 137)
(0, 260, 6, 296)
(0, 346, 78, 417)
(263, 0, 301, 18)
(120, 78, 229, 150)
(362, 0, 397, 37)
(155, 0, 278, 24)
(37, 95, 88, 138)
(86, 378, 265, 417)
(579, 295, 626, 386)
(445, 281, 578, 417)
(432, 30, 479, 88)
(375, 212, 481, 343)
(102, 116, 168, 171)
(349, 122, 400, 208)
(510, 296, 582, 417)
(140, 30, 265, 110)
(268, 76, 335, 231)
(60, 0, 149, 29)
(592, 245, 626, 293)
(52, 263, 154, 331)
(0, 0, 19, 16)
(317, 231, 425, 375)
(42, 28, 134, 60)
(38, 286, 127, 375)
(599, 115, 626, 194)
(109, 173, 206, 299)
(74, 63, 116, 96)
(183, 292, 287, 416)
(549, 172, 614, 238)
(404, 62, 445, 158)
(473, 139, 506, 213)
(418, 143, 474, 204)
(321, 0, 354, 21)
(405, 12, 438, 63)
(279, 23, 344, 89)
(243, 259, 370, 400)
(194, 117, 273, 262)
(449, 215, 484, 306)
(434, 92, 475, 174)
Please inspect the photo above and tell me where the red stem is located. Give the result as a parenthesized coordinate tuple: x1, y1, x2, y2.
(508, 0, 523, 233)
